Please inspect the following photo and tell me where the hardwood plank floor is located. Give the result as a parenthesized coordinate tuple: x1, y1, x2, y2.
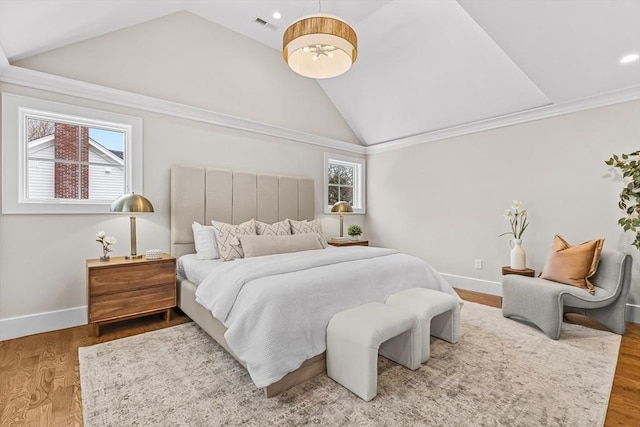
(0, 312, 190, 426)
(1, 293, 638, 426)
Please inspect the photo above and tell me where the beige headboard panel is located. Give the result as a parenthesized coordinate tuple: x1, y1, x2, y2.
(171, 165, 315, 258)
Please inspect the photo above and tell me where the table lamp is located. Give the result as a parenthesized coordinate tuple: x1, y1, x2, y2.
(110, 192, 154, 259)
(331, 201, 353, 238)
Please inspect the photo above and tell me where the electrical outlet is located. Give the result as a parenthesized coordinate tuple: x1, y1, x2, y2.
(474, 259, 483, 269)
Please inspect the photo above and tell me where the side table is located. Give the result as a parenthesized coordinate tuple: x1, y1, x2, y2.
(87, 253, 176, 336)
(501, 266, 535, 277)
(329, 240, 369, 247)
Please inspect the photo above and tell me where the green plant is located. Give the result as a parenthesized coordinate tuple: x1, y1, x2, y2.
(347, 224, 362, 237)
(605, 150, 640, 249)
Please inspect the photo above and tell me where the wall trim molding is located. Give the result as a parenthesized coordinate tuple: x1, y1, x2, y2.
(441, 273, 503, 296)
(0, 285, 637, 340)
(366, 86, 640, 154)
(0, 306, 87, 341)
(0, 65, 366, 155)
(627, 304, 640, 324)
(1, 59, 637, 157)
(443, 273, 640, 324)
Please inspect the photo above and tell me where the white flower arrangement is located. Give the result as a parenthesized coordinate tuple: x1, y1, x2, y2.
(499, 200, 529, 240)
(96, 231, 117, 253)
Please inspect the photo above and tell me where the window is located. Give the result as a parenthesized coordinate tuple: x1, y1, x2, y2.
(324, 153, 365, 214)
(2, 93, 142, 214)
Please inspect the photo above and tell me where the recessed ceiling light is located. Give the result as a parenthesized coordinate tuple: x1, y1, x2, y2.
(272, 12, 282, 20)
(620, 53, 639, 64)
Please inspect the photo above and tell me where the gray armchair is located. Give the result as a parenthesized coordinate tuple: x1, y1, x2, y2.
(502, 251, 633, 340)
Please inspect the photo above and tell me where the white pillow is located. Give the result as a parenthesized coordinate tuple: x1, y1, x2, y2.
(239, 234, 324, 258)
(192, 222, 219, 260)
(288, 219, 328, 248)
(211, 219, 256, 261)
(255, 219, 291, 236)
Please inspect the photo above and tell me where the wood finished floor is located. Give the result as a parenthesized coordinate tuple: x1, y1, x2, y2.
(0, 290, 638, 426)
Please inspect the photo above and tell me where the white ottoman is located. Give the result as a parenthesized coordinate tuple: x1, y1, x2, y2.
(326, 302, 421, 401)
(386, 288, 460, 363)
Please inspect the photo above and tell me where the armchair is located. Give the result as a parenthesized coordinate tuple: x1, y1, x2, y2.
(502, 251, 633, 340)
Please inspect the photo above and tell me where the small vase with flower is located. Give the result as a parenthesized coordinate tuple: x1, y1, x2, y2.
(96, 231, 117, 261)
(499, 200, 529, 270)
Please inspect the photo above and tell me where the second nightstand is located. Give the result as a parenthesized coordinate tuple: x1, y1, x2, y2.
(329, 240, 369, 247)
(87, 253, 176, 336)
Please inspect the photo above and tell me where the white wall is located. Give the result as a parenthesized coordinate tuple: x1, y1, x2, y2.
(0, 11, 364, 339)
(367, 100, 640, 307)
(0, 82, 365, 339)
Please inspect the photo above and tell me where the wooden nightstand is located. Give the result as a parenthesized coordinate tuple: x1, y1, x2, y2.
(501, 266, 535, 277)
(87, 253, 176, 336)
(329, 240, 369, 247)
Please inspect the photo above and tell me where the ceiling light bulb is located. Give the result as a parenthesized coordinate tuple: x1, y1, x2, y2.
(272, 12, 282, 20)
(303, 46, 310, 52)
(620, 53, 639, 64)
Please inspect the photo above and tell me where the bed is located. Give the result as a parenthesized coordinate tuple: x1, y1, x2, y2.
(170, 165, 460, 397)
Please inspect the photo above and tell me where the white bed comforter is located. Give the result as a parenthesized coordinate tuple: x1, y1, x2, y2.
(195, 246, 459, 388)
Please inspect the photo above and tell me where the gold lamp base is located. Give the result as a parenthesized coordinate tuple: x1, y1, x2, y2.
(125, 254, 144, 260)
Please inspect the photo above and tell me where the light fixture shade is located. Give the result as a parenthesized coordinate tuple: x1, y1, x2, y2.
(110, 193, 154, 213)
(283, 14, 357, 79)
(331, 201, 353, 213)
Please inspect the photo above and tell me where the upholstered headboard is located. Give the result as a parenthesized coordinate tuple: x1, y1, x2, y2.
(170, 165, 315, 258)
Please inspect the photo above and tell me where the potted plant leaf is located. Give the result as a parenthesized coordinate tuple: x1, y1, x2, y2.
(347, 224, 363, 240)
(605, 150, 640, 249)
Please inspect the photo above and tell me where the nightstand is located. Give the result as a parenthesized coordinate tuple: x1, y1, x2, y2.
(501, 266, 535, 277)
(86, 253, 176, 336)
(329, 240, 369, 247)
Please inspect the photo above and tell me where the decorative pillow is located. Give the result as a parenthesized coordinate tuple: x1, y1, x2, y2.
(239, 234, 324, 258)
(255, 219, 291, 236)
(540, 235, 605, 294)
(211, 219, 256, 261)
(192, 222, 219, 260)
(288, 219, 328, 248)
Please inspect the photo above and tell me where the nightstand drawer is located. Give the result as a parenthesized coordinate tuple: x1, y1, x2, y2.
(89, 283, 176, 322)
(90, 261, 175, 295)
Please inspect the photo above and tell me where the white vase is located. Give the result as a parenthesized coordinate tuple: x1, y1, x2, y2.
(508, 239, 526, 270)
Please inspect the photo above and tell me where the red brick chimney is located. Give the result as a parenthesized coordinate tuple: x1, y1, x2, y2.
(54, 123, 89, 199)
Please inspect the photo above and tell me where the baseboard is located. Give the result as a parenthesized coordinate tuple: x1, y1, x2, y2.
(1, 285, 637, 341)
(626, 304, 640, 324)
(0, 306, 87, 341)
(441, 273, 503, 297)
(442, 273, 639, 324)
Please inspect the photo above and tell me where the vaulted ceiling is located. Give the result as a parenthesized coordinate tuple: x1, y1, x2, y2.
(1, 0, 639, 147)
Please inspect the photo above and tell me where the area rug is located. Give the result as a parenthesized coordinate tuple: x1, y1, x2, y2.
(79, 302, 620, 426)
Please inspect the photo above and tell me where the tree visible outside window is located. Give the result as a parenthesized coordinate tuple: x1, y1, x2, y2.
(328, 162, 354, 206)
(324, 153, 366, 214)
(1, 93, 142, 214)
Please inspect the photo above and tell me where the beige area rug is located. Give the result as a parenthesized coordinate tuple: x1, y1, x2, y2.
(79, 303, 620, 426)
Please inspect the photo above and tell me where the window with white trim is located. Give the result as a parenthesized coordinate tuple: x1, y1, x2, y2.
(323, 153, 365, 214)
(2, 93, 143, 214)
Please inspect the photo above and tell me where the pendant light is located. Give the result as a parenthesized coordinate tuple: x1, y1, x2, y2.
(282, 2, 357, 79)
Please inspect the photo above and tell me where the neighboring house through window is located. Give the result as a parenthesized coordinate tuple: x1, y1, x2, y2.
(2, 93, 142, 214)
(323, 153, 365, 214)
(27, 122, 125, 201)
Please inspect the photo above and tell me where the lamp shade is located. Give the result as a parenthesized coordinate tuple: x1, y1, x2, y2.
(283, 14, 357, 79)
(331, 201, 353, 213)
(110, 193, 154, 213)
